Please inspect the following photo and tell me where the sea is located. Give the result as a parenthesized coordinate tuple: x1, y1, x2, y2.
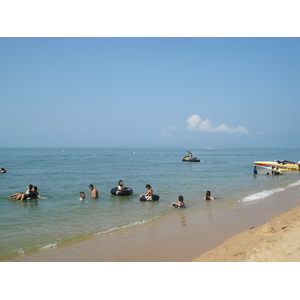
(1, 147, 300, 261)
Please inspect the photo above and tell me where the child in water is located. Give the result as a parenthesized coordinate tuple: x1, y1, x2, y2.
(204, 191, 214, 200)
(172, 195, 185, 208)
(79, 192, 85, 201)
(140, 184, 153, 197)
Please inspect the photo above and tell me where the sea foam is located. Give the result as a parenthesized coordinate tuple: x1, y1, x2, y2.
(240, 179, 300, 203)
(40, 243, 57, 250)
(240, 187, 286, 202)
(96, 217, 159, 236)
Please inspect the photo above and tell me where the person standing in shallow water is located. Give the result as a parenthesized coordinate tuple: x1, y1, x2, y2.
(253, 166, 258, 175)
(89, 184, 98, 198)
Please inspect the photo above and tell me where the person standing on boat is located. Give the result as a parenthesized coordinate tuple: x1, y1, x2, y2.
(188, 151, 193, 159)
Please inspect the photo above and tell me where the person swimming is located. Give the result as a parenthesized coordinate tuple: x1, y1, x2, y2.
(204, 191, 214, 201)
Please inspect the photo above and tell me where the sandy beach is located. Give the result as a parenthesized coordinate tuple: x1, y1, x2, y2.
(4, 185, 300, 262)
(193, 202, 300, 262)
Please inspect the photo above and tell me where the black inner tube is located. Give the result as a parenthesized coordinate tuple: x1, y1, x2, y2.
(139, 194, 160, 201)
(110, 187, 133, 196)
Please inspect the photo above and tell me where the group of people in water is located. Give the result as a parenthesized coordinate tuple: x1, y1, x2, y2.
(8, 184, 45, 201)
(7, 179, 214, 208)
(267, 166, 282, 176)
(252, 166, 282, 175)
(78, 180, 215, 209)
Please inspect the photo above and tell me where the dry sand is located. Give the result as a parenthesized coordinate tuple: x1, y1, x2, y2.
(193, 203, 300, 262)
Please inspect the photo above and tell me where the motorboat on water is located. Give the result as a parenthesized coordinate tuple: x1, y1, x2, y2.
(182, 156, 200, 162)
(182, 151, 200, 162)
(254, 160, 300, 171)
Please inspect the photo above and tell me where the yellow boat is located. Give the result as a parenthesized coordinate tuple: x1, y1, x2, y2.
(254, 160, 300, 171)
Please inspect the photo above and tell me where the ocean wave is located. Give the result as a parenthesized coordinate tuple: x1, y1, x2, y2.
(39, 243, 57, 250)
(287, 179, 300, 188)
(95, 217, 158, 236)
(240, 187, 286, 202)
(240, 179, 300, 203)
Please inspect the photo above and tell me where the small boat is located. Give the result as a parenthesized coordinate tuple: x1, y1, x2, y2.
(182, 151, 200, 162)
(254, 160, 300, 171)
(182, 156, 200, 162)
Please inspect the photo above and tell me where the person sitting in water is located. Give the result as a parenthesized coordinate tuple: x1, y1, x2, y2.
(172, 195, 185, 208)
(20, 186, 44, 201)
(89, 184, 98, 198)
(267, 166, 275, 175)
(140, 184, 153, 200)
(204, 191, 214, 201)
(79, 192, 85, 201)
(8, 185, 33, 201)
(117, 180, 130, 191)
(0, 168, 7, 173)
(274, 167, 282, 175)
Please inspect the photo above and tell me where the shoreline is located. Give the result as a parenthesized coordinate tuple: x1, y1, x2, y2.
(4, 185, 300, 262)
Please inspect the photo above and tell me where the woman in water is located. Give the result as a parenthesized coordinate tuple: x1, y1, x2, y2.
(20, 186, 45, 201)
(172, 195, 185, 208)
(204, 191, 214, 201)
(117, 180, 130, 191)
(8, 185, 33, 200)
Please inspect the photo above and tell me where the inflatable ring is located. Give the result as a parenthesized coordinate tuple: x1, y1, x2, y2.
(139, 194, 160, 201)
(110, 187, 133, 196)
(172, 203, 185, 208)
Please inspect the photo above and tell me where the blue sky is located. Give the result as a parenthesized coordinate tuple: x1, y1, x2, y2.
(1, 37, 299, 148)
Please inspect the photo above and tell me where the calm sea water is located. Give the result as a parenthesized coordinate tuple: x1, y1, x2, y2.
(1, 147, 300, 260)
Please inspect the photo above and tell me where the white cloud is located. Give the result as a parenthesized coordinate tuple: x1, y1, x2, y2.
(159, 129, 173, 138)
(186, 114, 248, 134)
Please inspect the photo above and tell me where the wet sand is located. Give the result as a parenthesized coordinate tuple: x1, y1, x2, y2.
(5, 185, 300, 262)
